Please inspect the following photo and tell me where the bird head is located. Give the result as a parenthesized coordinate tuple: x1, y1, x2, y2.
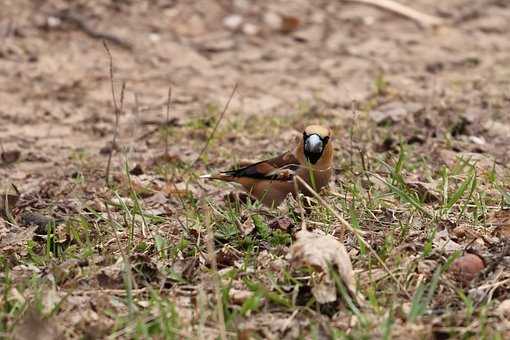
(302, 125, 332, 165)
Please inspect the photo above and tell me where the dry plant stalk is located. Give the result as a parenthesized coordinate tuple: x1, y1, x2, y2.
(164, 86, 172, 156)
(343, 0, 443, 28)
(192, 84, 238, 166)
(294, 175, 410, 298)
(103, 41, 126, 188)
(204, 207, 227, 340)
(292, 177, 308, 229)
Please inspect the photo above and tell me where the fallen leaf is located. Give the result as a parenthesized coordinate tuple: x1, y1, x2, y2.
(41, 288, 62, 314)
(216, 245, 241, 268)
(449, 253, 485, 285)
(130, 253, 159, 285)
(129, 163, 144, 176)
(145, 153, 181, 168)
(13, 308, 60, 340)
(0, 226, 37, 248)
(229, 289, 255, 305)
(1, 149, 21, 164)
(484, 120, 510, 137)
(239, 216, 255, 237)
(439, 150, 497, 173)
(496, 299, 510, 318)
(96, 258, 124, 289)
(289, 229, 363, 305)
(488, 209, 510, 239)
(171, 257, 199, 281)
(268, 217, 294, 232)
(369, 102, 416, 125)
(280, 15, 300, 34)
(263, 12, 300, 33)
(162, 182, 192, 198)
(433, 229, 463, 254)
(20, 212, 55, 235)
(405, 176, 439, 203)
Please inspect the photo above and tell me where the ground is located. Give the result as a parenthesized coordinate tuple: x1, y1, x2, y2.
(1, 0, 510, 339)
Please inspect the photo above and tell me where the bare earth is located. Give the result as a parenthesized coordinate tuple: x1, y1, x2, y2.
(1, 0, 510, 339)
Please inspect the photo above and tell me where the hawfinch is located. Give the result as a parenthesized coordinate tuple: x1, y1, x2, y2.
(202, 125, 333, 207)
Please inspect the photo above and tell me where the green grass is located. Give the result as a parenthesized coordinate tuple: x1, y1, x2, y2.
(1, 106, 509, 339)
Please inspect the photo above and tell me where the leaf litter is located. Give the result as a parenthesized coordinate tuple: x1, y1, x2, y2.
(290, 228, 364, 305)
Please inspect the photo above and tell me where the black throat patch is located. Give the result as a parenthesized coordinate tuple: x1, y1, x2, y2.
(303, 134, 328, 164)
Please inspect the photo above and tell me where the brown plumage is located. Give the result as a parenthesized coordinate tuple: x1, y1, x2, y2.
(202, 125, 333, 207)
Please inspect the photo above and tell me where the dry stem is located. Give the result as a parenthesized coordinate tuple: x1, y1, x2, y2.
(343, 0, 443, 28)
(192, 84, 238, 166)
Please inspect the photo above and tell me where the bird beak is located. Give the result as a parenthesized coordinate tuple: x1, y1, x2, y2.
(305, 134, 323, 155)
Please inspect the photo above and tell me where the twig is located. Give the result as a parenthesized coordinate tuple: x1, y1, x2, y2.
(294, 175, 411, 298)
(192, 84, 238, 166)
(53, 10, 133, 50)
(359, 148, 373, 204)
(204, 207, 227, 340)
(342, 0, 444, 28)
(165, 87, 172, 155)
(293, 177, 308, 230)
(104, 41, 125, 188)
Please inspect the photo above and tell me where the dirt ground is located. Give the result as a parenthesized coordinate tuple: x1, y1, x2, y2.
(1, 0, 510, 339)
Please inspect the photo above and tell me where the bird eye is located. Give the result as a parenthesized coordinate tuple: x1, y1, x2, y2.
(322, 136, 329, 144)
(303, 132, 308, 139)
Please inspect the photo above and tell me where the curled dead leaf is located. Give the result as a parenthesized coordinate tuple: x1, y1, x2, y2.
(433, 229, 463, 254)
(449, 253, 485, 285)
(405, 176, 439, 203)
(238, 216, 255, 237)
(289, 229, 364, 305)
(268, 217, 294, 232)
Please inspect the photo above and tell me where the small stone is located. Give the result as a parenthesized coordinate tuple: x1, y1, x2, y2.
(224, 15, 243, 31)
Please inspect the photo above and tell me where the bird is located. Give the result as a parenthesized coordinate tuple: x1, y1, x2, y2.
(201, 125, 333, 207)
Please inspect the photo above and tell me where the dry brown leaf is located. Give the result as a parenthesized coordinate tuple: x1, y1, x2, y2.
(13, 308, 61, 340)
(488, 209, 510, 239)
(229, 289, 255, 305)
(433, 229, 463, 254)
(1, 149, 21, 164)
(162, 182, 192, 198)
(496, 299, 510, 318)
(405, 176, 439, 203)
(0, 226, 37, 248)
(439, 150, 499, 173)
(268, 217, 294, 232)
(239, 216, 255, 237)
(449, 253, 485, 285)
(289, 229, 364, 305)
(369, 102, 421, 125)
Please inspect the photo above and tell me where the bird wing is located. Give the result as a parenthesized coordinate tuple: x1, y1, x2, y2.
(220, 151, 300, 181)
